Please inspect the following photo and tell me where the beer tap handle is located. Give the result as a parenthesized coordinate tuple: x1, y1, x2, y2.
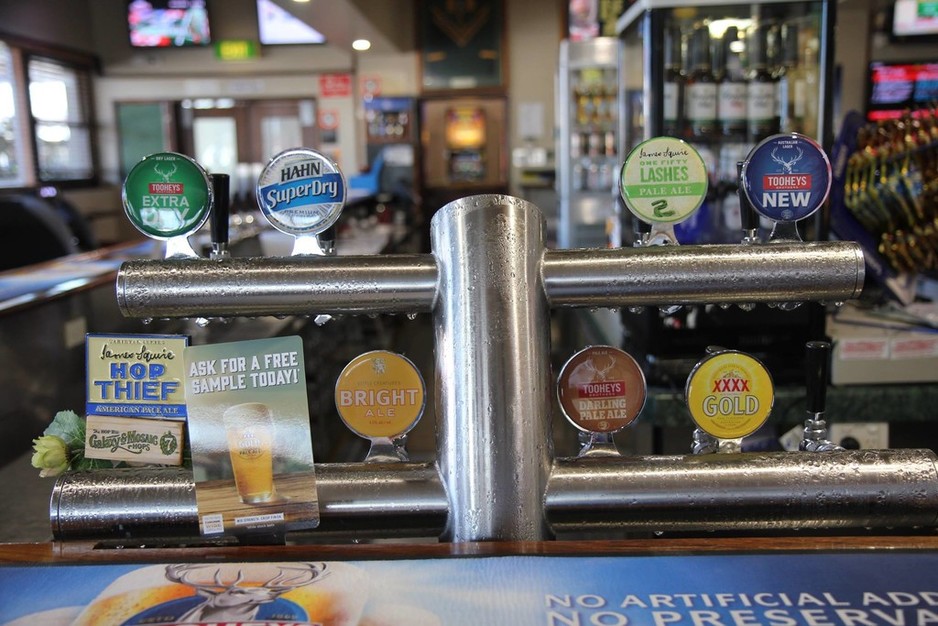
(210, 173, 231, 259)
(805, 340, 830, 415)
(736, 161, 759, 243)
(800, 340, 841, 452)
(633, 216, 652, 247)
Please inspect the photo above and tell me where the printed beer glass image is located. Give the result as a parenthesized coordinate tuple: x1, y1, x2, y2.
(224, 402, 276, 503)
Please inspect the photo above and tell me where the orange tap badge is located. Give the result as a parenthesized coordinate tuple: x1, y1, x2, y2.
(685, 351, 774, 440)
(334, 350, 426, 439)
(557, 346, 647, 433)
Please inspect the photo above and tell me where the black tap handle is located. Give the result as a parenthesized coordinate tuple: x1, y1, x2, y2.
(805, 340, 831, 414)
(210, 173, 230, 246)
(736, 161, 759, 232)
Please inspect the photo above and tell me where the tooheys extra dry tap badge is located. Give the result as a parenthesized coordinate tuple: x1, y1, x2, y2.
(122, 152, 212, 239)
(685, 351, 775, 441)
(740, 132, 832, 223)
(256, 148, 347, 236)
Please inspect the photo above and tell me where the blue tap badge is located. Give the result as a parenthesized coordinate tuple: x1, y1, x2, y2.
(256, 148, 347, 236)
(740, 133, 831, 223)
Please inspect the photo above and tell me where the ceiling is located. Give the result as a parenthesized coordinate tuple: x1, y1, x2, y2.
(267, 0, 417, 53)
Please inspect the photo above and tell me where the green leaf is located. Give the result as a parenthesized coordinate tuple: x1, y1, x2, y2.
(43, 411, 86, 449)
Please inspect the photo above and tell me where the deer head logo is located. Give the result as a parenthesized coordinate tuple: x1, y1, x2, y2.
(770, 146, 803, 174)
(165, 562, 327, 623)
(584, 358, 615, 381)
(153, 161, 178, 182)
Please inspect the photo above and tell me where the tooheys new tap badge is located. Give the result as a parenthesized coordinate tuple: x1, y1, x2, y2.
(742, 133, 832, 223)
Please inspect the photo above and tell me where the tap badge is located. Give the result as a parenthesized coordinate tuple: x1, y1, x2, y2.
(685, 350, 774, 440)
(122, 152, 212, 239)
(557, 346, 647, 433)
(334, 350, 426, 439)
(740, 132, 831, 223)
(619, 136, 709, 225)
(256, 147, 347, 236)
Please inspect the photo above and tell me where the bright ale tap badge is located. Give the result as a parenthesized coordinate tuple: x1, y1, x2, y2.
(685, 351, 775, 440)
(557, 346, 647, 433)
(256, 148, 347, 236)
(619, 136, 709, 224)
(122, 152, 212, 239)
(741, 132, 832, 223)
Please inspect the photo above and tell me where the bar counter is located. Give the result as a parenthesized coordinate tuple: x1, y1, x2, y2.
(4, 537, 938, 624)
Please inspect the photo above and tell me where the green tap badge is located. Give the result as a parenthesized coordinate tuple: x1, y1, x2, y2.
(122, 152, 212, 239)
(619, 136, 708, 224)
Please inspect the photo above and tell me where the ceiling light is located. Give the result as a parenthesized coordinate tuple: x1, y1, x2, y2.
(352, 39, 372, 51)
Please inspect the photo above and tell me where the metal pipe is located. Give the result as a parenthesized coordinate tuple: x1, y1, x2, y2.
(432, 195, 553, 542)
(50, 463, 447, 540)
(543, 242, 864, 306)
(116, 255, 438, 318)
(546, 450, 938, 532)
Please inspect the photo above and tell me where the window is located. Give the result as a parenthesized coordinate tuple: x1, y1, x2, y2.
(0, 42, 24, 187)
(27, 57, 94, 181)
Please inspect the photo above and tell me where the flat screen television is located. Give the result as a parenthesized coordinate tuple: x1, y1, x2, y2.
(867, 60, 938, 120)
(127, 0, 211, 48)
(256, 0, 326, 46)
(891, 0, 938, 41)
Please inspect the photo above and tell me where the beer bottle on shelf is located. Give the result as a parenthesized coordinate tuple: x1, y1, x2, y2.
(716, 26, 748, 139)
(663, 25, 684, 137)
(747, 24, 780, 141)
(684, 24, 717, 141)
(776, 22, 802, 134)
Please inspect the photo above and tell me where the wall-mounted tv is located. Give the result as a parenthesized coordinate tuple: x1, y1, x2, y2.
(128, 0, 211, 48)
(892, 0, 938, 41)
(256, 0, 326, 46)
(867, 60, 938, 120)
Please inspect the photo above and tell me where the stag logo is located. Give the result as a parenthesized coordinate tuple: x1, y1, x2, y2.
(165, 562, 327, 623)
(153, 161, 178, 182)
(584, 358, 615, 381)
(770, 146, 803, 174)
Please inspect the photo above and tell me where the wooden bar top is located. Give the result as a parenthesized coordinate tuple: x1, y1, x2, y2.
(3, 534, 938, 565)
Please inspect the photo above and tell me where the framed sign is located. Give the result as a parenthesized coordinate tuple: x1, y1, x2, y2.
(420, 0, 505, 91)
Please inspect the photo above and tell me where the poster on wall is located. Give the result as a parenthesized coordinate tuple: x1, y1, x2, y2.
(420, 0, 504, 91)
(569, 0, 626, 40)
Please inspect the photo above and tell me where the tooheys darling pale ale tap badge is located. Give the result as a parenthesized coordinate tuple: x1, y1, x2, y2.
(557, 345, 647, 434)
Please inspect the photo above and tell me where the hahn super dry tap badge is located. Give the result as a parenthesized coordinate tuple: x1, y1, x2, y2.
(256, 148, 347, 236)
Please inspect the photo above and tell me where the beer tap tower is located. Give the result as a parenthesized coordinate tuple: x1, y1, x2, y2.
(58, 149, 938, 543)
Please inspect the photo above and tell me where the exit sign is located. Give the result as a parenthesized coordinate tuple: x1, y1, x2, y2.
(215, 40, 258, 61)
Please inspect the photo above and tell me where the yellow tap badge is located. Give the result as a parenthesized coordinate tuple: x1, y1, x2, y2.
(685, 351, 774, 440)
(334, 350, 426, 439)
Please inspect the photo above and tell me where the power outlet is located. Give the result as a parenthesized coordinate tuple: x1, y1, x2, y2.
(828, 423, 889, 450)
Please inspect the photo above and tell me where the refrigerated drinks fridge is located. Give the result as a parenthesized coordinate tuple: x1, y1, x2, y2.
(556, 37, 623, 249)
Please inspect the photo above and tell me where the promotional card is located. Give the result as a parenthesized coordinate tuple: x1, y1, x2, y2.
(184, 335, 319, 537)
(84, 334, 189, 465)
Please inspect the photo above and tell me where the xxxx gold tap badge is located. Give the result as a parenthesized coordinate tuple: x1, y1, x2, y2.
(335, 350, 426, 439)
(557, 346, 646, 433)
(685, 351, 774, 440)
